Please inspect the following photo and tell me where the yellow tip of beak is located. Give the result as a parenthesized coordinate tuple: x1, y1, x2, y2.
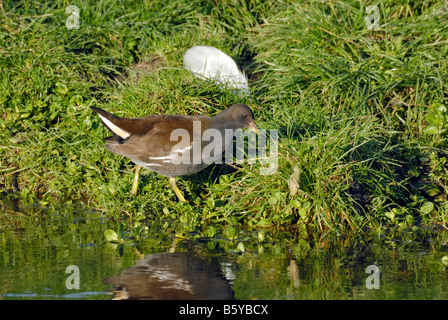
(249, 121, 259, 135)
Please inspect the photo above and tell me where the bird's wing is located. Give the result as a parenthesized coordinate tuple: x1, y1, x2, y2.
(104, 116, 203, 167)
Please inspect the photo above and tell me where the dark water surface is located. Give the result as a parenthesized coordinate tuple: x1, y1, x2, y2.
(1, 202, 448, 300)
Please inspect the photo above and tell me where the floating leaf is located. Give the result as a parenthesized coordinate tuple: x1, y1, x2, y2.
(104, 229, 119, 242)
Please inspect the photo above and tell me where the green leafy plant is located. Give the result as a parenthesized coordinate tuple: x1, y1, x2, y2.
(424, 102, 448, 143)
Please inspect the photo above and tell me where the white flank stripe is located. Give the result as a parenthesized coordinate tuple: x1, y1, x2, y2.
(172, 145, 192, 153)
(98, 114, 131, 139)
(144, 163, 162, 167)
(148, 155, 175, 160)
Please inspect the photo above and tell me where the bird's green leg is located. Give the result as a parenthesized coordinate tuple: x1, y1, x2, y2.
(169, 177, 186, 202)
(130, 165, 142, 196)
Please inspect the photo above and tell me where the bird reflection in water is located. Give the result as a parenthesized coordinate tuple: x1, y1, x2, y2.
(104, 252, 234, 300)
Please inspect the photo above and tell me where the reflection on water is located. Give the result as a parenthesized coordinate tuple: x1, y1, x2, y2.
(1, 200, 448, 300)
(232, 237, 448, 300)
(103, 235, 448, 300)
(1, 291, 111, 299)
(105, 253, 234, 300)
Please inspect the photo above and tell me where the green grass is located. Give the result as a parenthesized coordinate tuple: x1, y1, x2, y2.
(1, 0, 448, 242)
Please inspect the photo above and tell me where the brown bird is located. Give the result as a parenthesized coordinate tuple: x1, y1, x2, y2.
(91, 104, 258, 201)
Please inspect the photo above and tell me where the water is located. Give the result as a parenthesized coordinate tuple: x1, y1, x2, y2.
(1, 201, 448, 300)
